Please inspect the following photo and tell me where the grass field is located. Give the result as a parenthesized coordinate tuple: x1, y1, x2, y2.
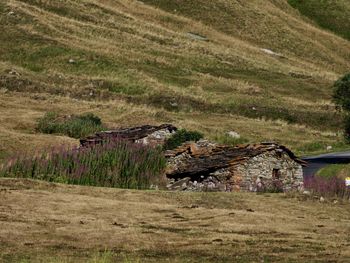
(0, 178, 349, 262)
(318, 164, 350, 179)
(0, 0, 350, 159)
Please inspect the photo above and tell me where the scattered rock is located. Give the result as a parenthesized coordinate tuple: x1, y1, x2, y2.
(68, 59, 76, 64)
(320, 197, 325, 203)
(326, 146, 333, 151)
(112, 222, 128, 228)
(150, 184, 159, 191)
(8, 69, 20, 76)
(167, 177, 191, 191)
(226, 131, 240, 139)
(7, 11, 15, 16)
(289, 72, 311, 79)
(186, 32, 208, 41)
(261, 48, 285, 58)
(302, 190, 311, 196)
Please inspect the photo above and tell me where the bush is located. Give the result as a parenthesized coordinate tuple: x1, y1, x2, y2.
(333, 73, 350, 112)
(0, 139, 166, 189)
(163, 129, 203, 150)
(37, 112, 104, 138)
(345, 115, 350, 142)
(304, 175, 350, 199)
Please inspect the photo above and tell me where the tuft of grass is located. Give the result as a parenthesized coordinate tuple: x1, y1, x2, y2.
(163, 129, 203, 150)
(36, 112, 104, 139)
(0, 139, 166, 189)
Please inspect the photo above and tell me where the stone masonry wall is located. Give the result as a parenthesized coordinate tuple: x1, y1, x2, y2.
(231, 150, 303, 192)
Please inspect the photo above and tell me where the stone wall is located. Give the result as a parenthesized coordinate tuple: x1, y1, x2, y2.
(166, 141, 305, 192)
(231, 150, 303, 192)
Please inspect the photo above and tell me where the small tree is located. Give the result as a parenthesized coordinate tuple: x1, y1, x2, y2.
(163, 129, 203, 150)
(344, 116, 350, 142)
(333, 73, 350, 111)
(333, 73, 350, 142)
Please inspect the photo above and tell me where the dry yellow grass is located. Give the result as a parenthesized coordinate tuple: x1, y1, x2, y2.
(0, 178, 349, 262)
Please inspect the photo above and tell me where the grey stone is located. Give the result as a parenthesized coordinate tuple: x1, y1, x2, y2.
(167, 177, 191, 191)
(227, 131, 241, 139)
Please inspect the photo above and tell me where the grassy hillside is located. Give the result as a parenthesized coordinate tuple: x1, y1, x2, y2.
(288, 0, 350, 40)
(0, 0, 350, 159)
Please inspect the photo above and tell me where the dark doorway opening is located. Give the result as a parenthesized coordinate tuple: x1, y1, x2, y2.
(273, 168, 280, 179)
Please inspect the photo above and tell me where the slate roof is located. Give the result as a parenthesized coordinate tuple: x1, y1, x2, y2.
(165, 141, 307, 178)
(80, 124, 177, 147)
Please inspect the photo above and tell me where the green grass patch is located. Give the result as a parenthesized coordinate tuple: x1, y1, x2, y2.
(317, 164, 350, 179)
(297, 140, 349, 156)
(212, 134, 249, 146)
(36, 112, 104, 139)
(288, 0, 350, 40)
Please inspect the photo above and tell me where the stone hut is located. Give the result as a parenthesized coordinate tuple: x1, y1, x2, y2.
(165, 140, 306, 192)
(80, 124, 177, 147)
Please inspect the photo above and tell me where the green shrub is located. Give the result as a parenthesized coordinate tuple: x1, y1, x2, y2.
(0, 139, 166, 189)
(345, 115, 350, 142)
(163, 129, 203, 150)
(333, 73, 350, 112)
(36, 112, 104, 138)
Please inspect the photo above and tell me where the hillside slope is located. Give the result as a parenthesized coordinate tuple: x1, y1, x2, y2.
(0, 0, 350, 158)
(288, 0, 350, 40)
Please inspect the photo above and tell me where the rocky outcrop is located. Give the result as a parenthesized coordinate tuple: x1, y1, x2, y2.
(165, 140, 306, 192)
(80, 124, 177, 147)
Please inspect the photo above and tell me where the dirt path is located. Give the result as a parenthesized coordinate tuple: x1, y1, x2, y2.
(0, 178, 349, 262)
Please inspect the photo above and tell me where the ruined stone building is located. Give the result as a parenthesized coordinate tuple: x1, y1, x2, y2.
(166, 140, 306, 192)
(80, 124, 177, 147)
(80, 123, 305, 193)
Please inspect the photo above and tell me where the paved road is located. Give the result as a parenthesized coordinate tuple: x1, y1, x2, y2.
(302, 151, 350, 177)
